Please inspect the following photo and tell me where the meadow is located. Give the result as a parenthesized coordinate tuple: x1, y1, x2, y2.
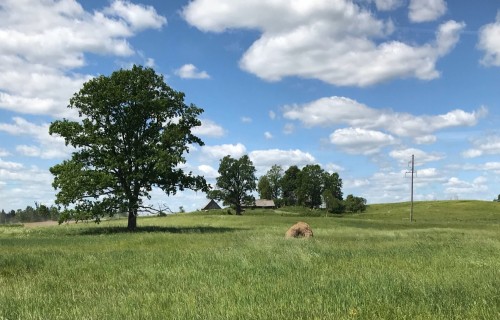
(1, 201, 499, 319)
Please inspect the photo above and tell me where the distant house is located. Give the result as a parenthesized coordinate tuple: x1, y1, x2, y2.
(202, 199, 221, 210)
(244, 199, 276, 209)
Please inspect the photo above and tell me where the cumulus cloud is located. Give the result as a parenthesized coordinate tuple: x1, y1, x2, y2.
(374, 0, 403, 11)
(0, 117, 73, 159)
(264, 132, 273, 139)
(330, 128, 397, 155)
(409, 0, 447, 23)
(478, 12, 500, 67)
(0, 149, 10, 157)
(0, 0, 166, 118)
(444, 176, 488, 196)
(183, 0, 464, 87)
(175, 64, 210, 79)
(283, 96, 487, 140)
(192, 119, 225, 137)
(249, 149, 316, 168)
(241, 117, 252, 123)
(462, 134, 500, 158)
(201, 143, 247, 159)
(389, 148, 445, 165)
(197, 164, 219, 179)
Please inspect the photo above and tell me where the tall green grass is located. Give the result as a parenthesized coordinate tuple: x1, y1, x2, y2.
(1, 201, 499, 319)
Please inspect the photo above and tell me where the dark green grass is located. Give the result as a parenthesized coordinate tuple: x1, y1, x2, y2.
(1, 201, 499, 319)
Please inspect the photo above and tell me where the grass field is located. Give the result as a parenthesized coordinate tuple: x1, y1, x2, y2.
(1, 201, 499, 319)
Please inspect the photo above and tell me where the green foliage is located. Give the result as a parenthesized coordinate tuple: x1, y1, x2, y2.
(323, 192, 345, 214)
(257, 175, 272, 199)
(344, 194, 367, 213)
(49, 65, 208, 229)
(281, 165, 300, 206)
(208, 155, 257, 215)
(296, 164, 326, 208)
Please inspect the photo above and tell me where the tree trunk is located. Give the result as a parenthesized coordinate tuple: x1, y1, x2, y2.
(235, 204, 242, 215)
(127, 208, 137, 230)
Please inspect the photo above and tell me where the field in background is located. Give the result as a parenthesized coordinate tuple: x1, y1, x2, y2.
(1, 201, 499, 319)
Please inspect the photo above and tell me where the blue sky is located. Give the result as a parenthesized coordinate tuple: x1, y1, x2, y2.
(0, 0, 499, 212)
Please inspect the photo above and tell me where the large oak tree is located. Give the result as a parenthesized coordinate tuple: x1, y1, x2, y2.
(49, 65, 208, 229)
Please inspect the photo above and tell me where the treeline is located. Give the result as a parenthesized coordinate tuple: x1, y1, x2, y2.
(257, 164, 366, 213)
(0, 202, 61, 224)
(209, 155, 367, 215)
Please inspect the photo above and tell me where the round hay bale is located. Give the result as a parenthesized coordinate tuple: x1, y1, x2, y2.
(285, 221, 313, 238)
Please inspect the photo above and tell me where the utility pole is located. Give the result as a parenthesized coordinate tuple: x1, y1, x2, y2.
(405, 154, 416, 222)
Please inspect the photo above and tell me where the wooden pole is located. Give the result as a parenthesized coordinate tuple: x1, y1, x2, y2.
(410, 154, 414, 222)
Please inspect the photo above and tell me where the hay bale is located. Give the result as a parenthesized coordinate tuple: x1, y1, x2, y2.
(285, 221, 313, 238)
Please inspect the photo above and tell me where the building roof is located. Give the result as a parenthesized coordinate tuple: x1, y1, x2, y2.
(202, 199, 221, 210)
(254, 199, 275, 207)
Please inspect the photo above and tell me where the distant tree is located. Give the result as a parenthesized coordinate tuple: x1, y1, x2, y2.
(208, 155, 257, 215)
(322, 192, 345, 214)
(495, 194, 500, 202)
(297, 164, 325, 208)
(266, 165, 284, 200)
(257, 175, 272, 199)
(322, 171, 343, 202)
(281, 165, 301, 206)
(49, 65, 208, 230)
(344, 195, 367, 213)
(0, 209, 5, 224)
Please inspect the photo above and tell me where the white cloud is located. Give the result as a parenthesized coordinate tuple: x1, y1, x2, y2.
(414, 135, 437, 144)
(0, 158, 23, 170)
(389, 148, 445, 165)
(0, 163, 56, 210)
(329, 128, 397, 155)
(478, 12, 500, 67)
(241, 117, 252, 123)
(183, 1, 464, 87)
(325, 162, 345, 173)
(409, 0, 447, 23)
(103, 0, 167, 31)
(0, 148, 10, 157)
(0, 0, 166, 118)
(444, 176, 488, 196)
(197, 164, 219, 179)
(374, 0, 403, 11)
(192, 119, 225, 137)
(462, 134, 500, 158)
(283, 96, 486, 139)
(264, 132, 273, 139)
(249, 149, 316, 168)
(175, 64, 210, 79)
(201, 143, 247, 159)
(0, 117, 73, 159)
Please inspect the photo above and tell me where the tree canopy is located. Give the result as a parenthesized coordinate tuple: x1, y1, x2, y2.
(49, 65, 208, 229)
(208, 155, 257, 215)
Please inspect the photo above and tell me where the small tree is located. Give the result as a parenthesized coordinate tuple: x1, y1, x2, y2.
(208, 155, 257, 215)
(49, 65, 208, 229)
(257, 175, 272, 199)
(344, 194, 367, 213)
